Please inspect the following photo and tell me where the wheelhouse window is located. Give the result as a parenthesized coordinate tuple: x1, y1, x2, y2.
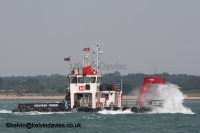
(70, 77, 77, 83)
(86, 84, 90, 90)
(78, 77, 84, 83)
(84, 77, 90, 83)
(91, 77, 96, 83)
(97, 77, 101, 83)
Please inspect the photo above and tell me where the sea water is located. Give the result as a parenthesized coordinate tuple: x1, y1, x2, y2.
(0, 84, 199, 133)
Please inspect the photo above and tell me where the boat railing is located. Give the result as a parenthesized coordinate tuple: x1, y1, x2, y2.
(114, 84, 122, 91)
(122, 99, 137, 107)
(100, 84, 122, 91)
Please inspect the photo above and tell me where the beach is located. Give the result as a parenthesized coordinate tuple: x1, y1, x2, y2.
(0, 94, 199, 100)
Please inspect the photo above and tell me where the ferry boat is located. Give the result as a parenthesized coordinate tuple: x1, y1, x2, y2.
(12, 45, 123, 112)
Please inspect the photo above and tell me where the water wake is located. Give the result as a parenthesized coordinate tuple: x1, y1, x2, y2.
(0, 110, 12, 113)
(98, 109, 132, 115)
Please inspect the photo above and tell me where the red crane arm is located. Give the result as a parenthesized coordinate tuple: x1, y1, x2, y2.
(136, 77, 166, 107)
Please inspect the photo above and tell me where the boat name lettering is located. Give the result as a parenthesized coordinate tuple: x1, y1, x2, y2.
(49, 104, 58, 107)
(34, 104, 47, 107)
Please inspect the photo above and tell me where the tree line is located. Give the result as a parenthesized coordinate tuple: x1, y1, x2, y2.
(0, 74, 67, 95)
(0, 72, 200, 95)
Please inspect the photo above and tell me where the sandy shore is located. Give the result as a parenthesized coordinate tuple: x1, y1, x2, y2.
(0, 95, 199, 100)
(122, 96, 200, 100)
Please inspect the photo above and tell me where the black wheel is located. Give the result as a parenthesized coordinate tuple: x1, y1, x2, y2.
(122, 107, 130, 111)
(113, 107, 120, 111)
(139, 106, 151, 113)
(131, 107, 139, 113)
(105, 107, 111, 110)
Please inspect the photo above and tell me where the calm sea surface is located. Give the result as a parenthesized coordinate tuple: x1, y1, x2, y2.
(0, 99, 199, 133)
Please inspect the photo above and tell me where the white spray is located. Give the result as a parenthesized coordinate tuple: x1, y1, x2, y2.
(151, 83, 194, 114)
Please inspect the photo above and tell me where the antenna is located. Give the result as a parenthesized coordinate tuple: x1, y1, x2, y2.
(90, 41, 103, 73)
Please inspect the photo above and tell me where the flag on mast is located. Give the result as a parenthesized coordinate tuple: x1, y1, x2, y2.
(64, 57, 70, 61)
(83, 47, 90, 52)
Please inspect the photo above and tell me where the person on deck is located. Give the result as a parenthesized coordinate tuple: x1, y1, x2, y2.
(63, 99, 68, 109)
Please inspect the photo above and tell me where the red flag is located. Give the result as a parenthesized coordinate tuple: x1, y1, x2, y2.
(64, 57, 70, 61)
(83, 47, 90, 52)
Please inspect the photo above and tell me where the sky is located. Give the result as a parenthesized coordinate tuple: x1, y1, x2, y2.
(0, 0, 200, 77)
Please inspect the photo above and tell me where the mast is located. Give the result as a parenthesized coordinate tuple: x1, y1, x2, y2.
(90, 41, 103, 73)
(96, 45, 99, 73)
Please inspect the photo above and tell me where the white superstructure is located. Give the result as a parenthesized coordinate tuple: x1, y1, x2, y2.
(67, 45, 122, 110)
